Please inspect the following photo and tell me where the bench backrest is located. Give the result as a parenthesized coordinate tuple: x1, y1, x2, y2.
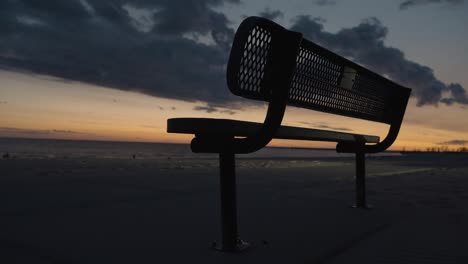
(227, 17, 411, 126)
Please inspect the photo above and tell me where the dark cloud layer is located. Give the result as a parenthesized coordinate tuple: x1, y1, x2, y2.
(399, 0, 464, 10)
(0, 0, 239, 104)
(0, 1, 466, 108)
(291, 16, 468, 106)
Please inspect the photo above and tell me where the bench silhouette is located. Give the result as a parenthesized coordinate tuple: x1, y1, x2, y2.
(167, 16, 411, 252)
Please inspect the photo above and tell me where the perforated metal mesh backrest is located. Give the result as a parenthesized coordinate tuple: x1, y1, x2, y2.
(234, 25, 273, 99)
(289, 41, 396, 124)
(227, 17, 410, 125)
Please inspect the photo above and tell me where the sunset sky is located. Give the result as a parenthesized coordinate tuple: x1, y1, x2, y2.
(1, 0, 468, 150)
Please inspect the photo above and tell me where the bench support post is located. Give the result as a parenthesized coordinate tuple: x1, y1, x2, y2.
(215, 152, 249, 252)
(355, 151, 367, 208)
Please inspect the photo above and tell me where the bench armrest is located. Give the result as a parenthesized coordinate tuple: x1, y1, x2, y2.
(336, 88, 411, 153)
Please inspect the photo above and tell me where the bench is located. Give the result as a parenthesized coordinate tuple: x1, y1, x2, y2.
(167, 16, 411, 252)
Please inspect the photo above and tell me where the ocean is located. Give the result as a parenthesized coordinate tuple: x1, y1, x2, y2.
(0, 137, 400, 160)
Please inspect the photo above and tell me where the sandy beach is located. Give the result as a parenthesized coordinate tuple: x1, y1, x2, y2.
(1, 149, 468, 263)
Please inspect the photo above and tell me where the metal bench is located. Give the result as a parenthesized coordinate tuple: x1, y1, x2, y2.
(167, 16, 411, 252)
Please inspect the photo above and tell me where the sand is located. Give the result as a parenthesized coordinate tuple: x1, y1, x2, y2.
(1, 153, 468, 263)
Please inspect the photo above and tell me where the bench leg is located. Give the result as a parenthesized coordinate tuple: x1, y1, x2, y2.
(214, 152, 249, 252)
(355, 151, 368, 208)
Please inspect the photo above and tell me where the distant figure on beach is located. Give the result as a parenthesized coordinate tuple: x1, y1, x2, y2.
(3, 152, 9, 159)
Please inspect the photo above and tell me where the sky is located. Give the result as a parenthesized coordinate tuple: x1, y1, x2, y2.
(1, 0, 468, 150)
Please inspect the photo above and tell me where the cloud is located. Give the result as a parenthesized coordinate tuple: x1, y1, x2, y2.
(316, 125, 352, 132)
(1, 1, 466, 109)
(440, 83, 468, 105)
(399, 0, 463, 10)
(0, 0, 240, 105)
(51, 129, 81, 134)
(314, 0, 337, 6)
(220, 109, 236, 115)
(0, 127, 84, 137)
(437, 139, 468, 145)
(297, 121, 352, 132)
(290, 16, 468, 106)
(193, 105, 236, 114)
(258, 9, 284, 20)
(193, 105, 218, 113)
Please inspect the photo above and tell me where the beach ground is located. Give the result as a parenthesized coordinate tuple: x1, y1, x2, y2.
(1, 153, 468, 263)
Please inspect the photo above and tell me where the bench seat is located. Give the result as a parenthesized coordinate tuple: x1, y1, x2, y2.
(168, 118, 379, 144)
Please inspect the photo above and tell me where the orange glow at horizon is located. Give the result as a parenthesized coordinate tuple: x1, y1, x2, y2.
(1, 70, 467, 151)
